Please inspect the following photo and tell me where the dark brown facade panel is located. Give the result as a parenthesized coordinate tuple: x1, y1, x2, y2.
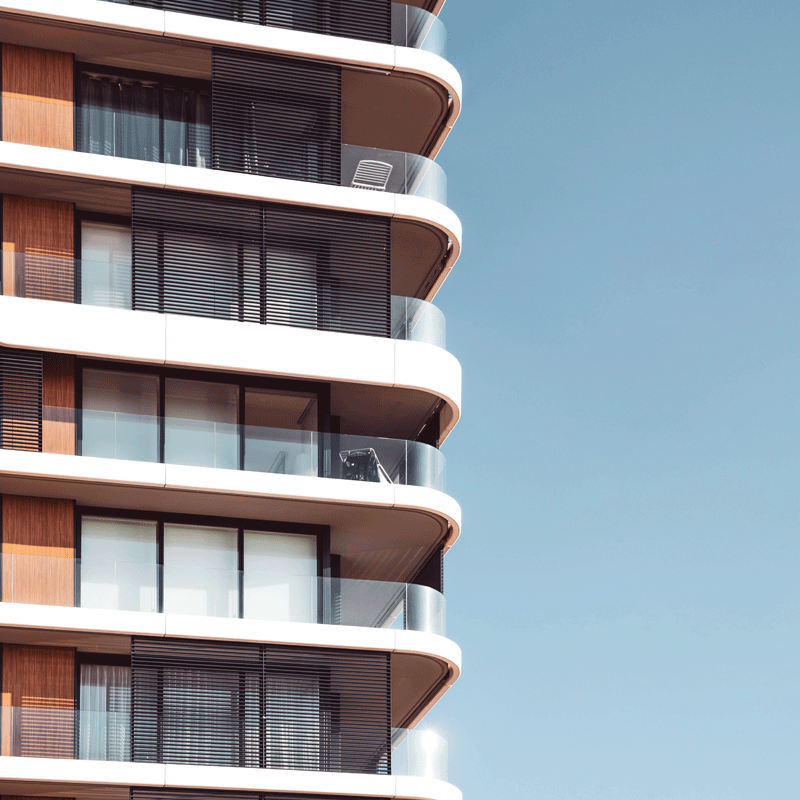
(1, 495, 75, 605)
(2, 195, 75, 301)
(1, 44, 74, 149)
(42, 354, 76, 455)
(0, 644, 75, 757)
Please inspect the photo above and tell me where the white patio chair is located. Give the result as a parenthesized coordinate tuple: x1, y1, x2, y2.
(351, 159, 393, 191)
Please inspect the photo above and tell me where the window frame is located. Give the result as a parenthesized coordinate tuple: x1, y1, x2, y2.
(75, 505, 331, 617)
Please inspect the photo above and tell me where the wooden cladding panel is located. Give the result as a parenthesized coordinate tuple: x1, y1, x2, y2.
(42, 354, 75, 455)
(2, 195, 75, 301)
(1, 495, 75, 606)
(1, 44, 74, 149)
(0, 645, 75, 758)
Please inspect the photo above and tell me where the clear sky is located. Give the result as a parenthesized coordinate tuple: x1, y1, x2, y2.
(427, 1, 800, 798)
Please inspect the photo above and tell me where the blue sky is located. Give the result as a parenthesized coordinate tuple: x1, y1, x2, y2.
(427, 1, 800, 797)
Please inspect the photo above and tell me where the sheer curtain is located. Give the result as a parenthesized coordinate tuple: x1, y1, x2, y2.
(79, 663, 131, 761)
(263, 673, 321, 770)
(80, 74, 159, 162)
(163, 87, 211, 168)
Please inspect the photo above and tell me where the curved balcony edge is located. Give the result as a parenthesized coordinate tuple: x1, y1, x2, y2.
(0, 0, 462, 149)
(0, 600, 461, 678)
(0, 449, 463, 547)
(0, 297, 462, 441)
(0, 756, 462, 800)
(0, 141, 463, 272)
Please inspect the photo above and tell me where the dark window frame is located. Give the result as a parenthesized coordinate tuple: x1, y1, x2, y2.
(75, 505, 331, 616)
(74, 358, 331, 475)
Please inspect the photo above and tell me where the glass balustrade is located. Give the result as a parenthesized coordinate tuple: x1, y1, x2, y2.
(0, 705, 447, 779)
(391, 4, 447, 58)
(341, 143, 446, 204)
(1, 552, 445, 634)
(72, 407, 445, 491)
(1, 96, 448, 204)
(1, 253, 447, 349)
(0, 552, 446, 635)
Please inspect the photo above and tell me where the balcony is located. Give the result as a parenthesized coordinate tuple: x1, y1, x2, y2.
(1, 96, 448, 205)
(1, 254, 447, 350)
(0, 706, 448, 781)
(0, 552, 446, 635)
(98, 1, 448, 59)
(15, 406, 444, 492)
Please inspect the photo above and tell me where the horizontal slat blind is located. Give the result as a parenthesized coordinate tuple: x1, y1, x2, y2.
(125, 1, 391, 45)
(131, 638, 262, 767)
(131, 188, 391, 337)
(131, 637, 391, 774)
(212, 48, 341, 185)
(0, 347, 43, 452)
(132, 189, 262, 320)
(262, 201, 390, 337)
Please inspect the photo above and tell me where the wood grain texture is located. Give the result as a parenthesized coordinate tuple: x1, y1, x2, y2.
(1, 44, 73, 149)
(1, 496, 75, 606)
(0, 645, 75, 758)
(42, 354, 75, 455)
(2, 195, 75, 301)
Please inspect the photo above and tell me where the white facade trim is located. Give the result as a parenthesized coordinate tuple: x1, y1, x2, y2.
(0, 757, 463, 800)
(0, 297, 462, 437)
(0, 602, 462, 677)
(0, 450, 463, 537)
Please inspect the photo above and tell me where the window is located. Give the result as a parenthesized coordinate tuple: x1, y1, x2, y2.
(79, 365, 324, 475)
(78, 509, 326, 623)
(80, 219, 132, 309)
(81, 368, 159, 462)
(163, 523, 238, 617)
(78, 67, 210, 167)
(79, 658, 131, 762)
(80, 516, 158, 612)
(164, 378, 239, 469)
(243, 530, 318, 623)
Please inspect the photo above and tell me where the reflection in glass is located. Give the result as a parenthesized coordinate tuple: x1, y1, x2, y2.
(79, 662, 131, 762)
(243, 531, 317, 623)
(81, 220, 132, 309)
(163, 523, 238, 617)
(165, 378, 239, 469)
(81, 369, 159, 462)
(244, 388, 318, 476)
(80, 516, 158, 612)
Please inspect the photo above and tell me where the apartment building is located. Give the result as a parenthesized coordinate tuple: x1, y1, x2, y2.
(0, 3, 462, 800)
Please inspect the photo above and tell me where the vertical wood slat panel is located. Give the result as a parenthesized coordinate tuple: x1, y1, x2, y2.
(0, 645, 75, 758)
(1, 44, 74, 149)
(2, 195, 75, 302)
(42, 354, 75, 455)
(1, 495, 75, 606)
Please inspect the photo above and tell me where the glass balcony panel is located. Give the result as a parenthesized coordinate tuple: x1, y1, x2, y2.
(0, 706, 449, 778)
(391, 727, 448, 781)
(391, 4, 447, 58)
(2, 551, 445, 635)
(391, 295, 446, 348)
(341, 144, 446, 205)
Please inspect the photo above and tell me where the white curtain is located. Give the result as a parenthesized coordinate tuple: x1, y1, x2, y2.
(263, 673, 320, 770)
(79, 664, 131, 761)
